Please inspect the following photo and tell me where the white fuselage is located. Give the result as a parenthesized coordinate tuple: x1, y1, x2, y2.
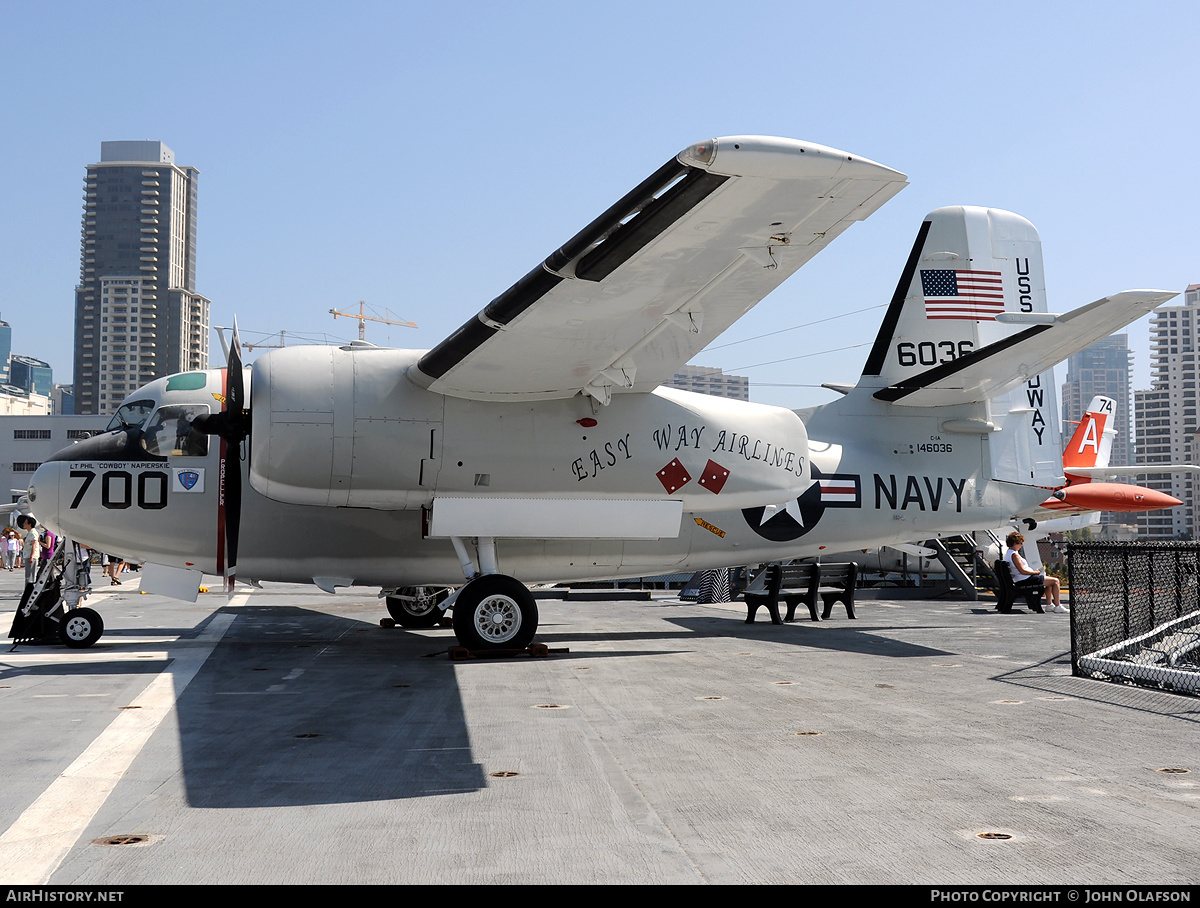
(28, 347, 1046, 588)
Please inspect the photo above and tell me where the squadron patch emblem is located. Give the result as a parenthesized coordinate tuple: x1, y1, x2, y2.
(173, 468, 205, 493)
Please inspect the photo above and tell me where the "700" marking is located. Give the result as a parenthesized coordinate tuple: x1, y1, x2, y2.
(69, 469, 169, 510)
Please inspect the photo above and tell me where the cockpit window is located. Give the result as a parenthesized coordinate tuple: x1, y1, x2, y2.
(140, 405, 211, 458)
(104, 399, 156, 433)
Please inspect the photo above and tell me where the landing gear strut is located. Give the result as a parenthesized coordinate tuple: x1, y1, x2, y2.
(435, 535, 540, 650)
(8, 540, 100, 649)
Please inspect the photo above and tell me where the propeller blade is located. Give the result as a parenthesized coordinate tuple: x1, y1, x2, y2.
(223, 435, 241, 594)
(195, 321, 249, 593)
(227, 320, 245, 433)
(222, 319, 246, 593)
(193, 320, 249, 445)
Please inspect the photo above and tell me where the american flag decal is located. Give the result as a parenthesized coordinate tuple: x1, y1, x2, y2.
(818, 475, 861, 507)
(921, 269, 1004, 320)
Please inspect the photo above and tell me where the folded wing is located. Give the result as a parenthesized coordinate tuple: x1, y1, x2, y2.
(409, 136, 907, 404)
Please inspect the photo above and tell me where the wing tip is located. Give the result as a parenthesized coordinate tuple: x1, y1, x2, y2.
(705, 135, 907, 182)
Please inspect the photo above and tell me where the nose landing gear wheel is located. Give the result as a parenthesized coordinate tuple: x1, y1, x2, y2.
(451, 575, 538, 650)
(58, 607, 104, 649)
(386, 587, 450, 628)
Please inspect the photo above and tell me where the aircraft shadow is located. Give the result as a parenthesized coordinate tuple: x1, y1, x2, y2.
(0, 659, 164, 680)
(529, 613, 952, 658)
(102, 626, 210, 637)
(175, 605, 485, 808)
(662, 615, 953, 658)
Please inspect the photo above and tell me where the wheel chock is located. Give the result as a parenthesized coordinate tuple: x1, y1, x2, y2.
(447, 643, 568, 660)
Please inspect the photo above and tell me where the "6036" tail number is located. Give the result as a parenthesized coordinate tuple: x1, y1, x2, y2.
(896, 340, 973, 367)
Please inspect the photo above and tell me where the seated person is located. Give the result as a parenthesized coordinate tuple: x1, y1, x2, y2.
(141, 405, 209, 457)
(1004, 531, 1065, 613)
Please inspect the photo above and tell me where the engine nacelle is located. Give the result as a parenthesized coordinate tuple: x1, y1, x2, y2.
(249, 346, 443, 507)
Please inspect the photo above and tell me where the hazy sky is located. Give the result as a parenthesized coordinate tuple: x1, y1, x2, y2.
(2, 1, 1196, 409)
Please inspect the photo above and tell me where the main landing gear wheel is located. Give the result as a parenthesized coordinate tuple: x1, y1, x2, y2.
(386, 587, 450, 628)
(451, 575, 538, 651)
(58, 607, 104, 649)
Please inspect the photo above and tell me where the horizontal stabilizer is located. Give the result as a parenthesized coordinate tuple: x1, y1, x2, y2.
(874, 290, 1176, 407)
(1067, 464, 1200, 478)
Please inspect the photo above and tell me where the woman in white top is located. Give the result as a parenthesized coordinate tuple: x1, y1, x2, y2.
(3, 530, 17, 570)
(7, 530, 20, 569)
(1004, 531, 1064, 612)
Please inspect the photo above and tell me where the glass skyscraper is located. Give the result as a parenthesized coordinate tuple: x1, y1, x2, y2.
(0, 318, 11, 385)
(1061, 334, 1133, 468)
(8, 355, 52, 397)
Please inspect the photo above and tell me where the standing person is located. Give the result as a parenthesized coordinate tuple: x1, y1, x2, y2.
(76, 544, 94, 590)
(39, 527, 56, 563)
(2, 530, 16, 571)
(17, 516, 40, 585)
(106, 555, 126, 585)
(1004, 531, 1065, 613)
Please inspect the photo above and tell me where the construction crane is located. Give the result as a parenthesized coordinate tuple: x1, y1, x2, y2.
(329, 301, 417, 342)
(245, 330, 287, 352)
(214, 327, 290, 356)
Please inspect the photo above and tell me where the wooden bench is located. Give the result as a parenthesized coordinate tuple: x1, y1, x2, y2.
(814, 562, 859, 620)
(992, 559, 1045, 614)
(743, 562, 859, 624)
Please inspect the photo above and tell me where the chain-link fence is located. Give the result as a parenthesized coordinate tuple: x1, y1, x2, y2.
(1067, 541, 1200, 696)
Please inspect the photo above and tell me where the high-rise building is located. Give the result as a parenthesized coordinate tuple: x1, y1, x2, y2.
(51, 384, 74, 415)
(1133, 284, 1200, 538)
(9, 355, 52, 397)
(664, 365, 750, 401)
(0, 318, 11, 385)
(1061, 334, 1133, 467)
(73, 141, 210, 415)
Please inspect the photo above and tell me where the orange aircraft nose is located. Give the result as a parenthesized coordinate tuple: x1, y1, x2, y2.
(1057, 482, 1181, 513)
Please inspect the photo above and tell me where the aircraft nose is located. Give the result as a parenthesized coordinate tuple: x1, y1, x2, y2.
(1152, 490, 1182, 508)
(26, 463, 62, 535)
(1127, 487, 1183, 509)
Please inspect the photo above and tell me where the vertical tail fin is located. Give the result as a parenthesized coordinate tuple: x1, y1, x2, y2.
(859, 205, 1048, 390)
(855, 206, 1063, 484)
(1062, 396, 1115, 481)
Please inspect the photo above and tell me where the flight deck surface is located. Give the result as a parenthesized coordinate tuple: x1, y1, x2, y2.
(0, 572, 1196, 885)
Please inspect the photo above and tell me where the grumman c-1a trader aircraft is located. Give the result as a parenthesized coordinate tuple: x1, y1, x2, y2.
(27, 136, 1176, 651)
